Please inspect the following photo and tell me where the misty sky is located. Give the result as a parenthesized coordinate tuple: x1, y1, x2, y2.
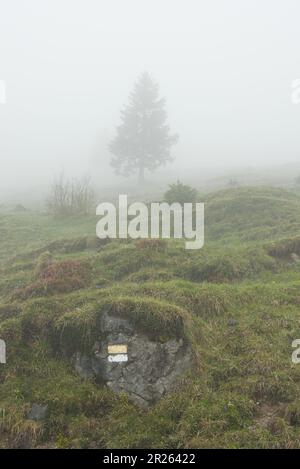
(1, 0, 300, 195)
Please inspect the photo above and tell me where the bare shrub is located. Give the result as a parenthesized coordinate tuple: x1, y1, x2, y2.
(46, 173, 94, 216)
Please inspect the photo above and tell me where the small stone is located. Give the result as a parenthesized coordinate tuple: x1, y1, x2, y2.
(227, 319, 238, 327)
(27, 403, 48, 421)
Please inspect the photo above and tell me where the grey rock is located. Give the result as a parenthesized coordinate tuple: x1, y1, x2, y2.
(72, 313, 191, 409)
(27, 403, 48, 421)
(227, 319, 238, 327)
(100, 313, 134, 335)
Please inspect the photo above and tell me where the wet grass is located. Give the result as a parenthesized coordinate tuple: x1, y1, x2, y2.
(2, 186, 300, 447)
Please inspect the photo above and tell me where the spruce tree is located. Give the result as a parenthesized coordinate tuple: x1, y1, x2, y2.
(110, 72, 178, 183)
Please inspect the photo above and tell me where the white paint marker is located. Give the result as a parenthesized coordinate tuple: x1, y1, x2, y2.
(108, 354, 128, 363)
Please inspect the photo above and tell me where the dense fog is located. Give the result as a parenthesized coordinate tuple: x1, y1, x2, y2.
(1, 0, 300, 203)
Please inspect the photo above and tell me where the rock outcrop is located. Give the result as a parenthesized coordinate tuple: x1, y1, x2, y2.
(72, 312, 191, 409)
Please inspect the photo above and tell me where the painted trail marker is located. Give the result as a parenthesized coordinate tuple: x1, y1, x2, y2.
(108, 354, 128, 363)
(108, 344, 128, 363)
(108, 344, 127, 354)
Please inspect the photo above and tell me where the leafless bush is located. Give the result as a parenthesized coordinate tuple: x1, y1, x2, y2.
(46, 173, 94, 216)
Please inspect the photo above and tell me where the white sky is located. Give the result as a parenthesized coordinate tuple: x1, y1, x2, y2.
(1, 0, 300, 193)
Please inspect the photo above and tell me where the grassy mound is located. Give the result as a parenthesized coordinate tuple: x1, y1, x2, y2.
(267, 236, 300, 259)
(180, 247, 276, 282)
(12, 258, 92, 300)
(205, 186, 300, 241)
(56, 296, 188, 355)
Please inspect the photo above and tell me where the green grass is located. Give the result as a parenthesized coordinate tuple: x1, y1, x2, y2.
(2, 186, 300, 448)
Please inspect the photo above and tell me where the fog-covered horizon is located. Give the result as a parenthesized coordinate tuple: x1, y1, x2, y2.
(1, 0, 300, 199)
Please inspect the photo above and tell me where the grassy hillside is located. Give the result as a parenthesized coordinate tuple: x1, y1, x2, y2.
(2, 186, 300, 448)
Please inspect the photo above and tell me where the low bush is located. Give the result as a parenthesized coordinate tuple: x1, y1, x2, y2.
(13, 259, 91, 299)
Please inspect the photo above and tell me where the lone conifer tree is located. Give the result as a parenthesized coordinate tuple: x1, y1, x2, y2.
(110, 72, 178, 183)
